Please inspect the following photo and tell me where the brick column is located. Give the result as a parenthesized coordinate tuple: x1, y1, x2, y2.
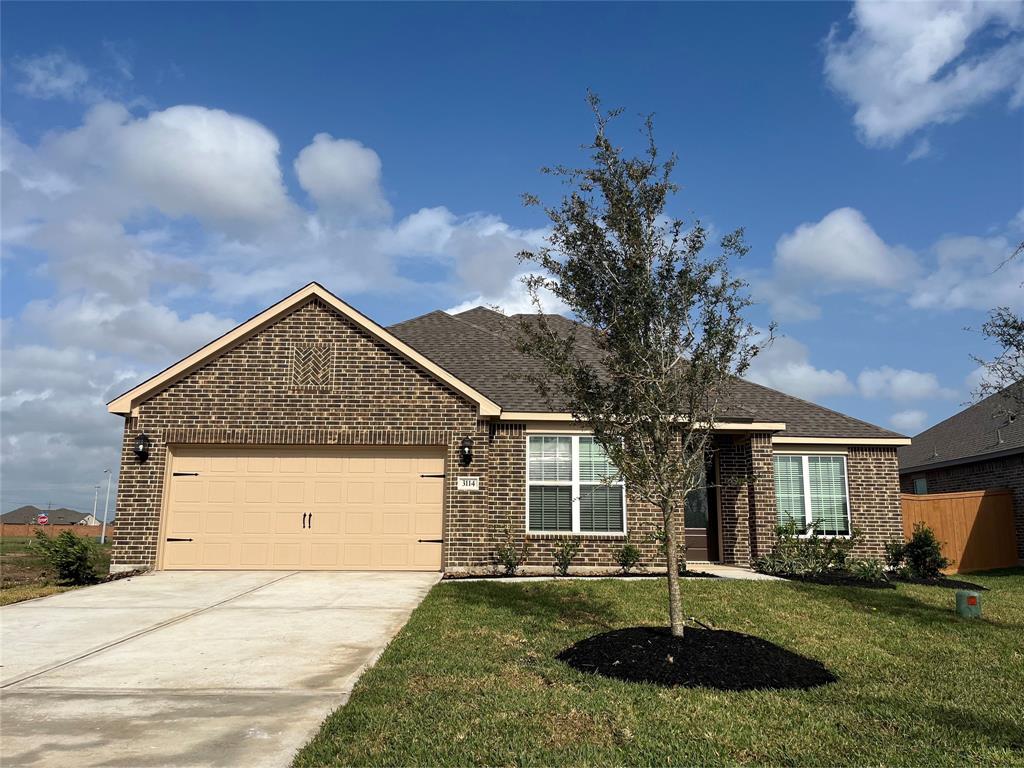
(748, 432, 777, 561)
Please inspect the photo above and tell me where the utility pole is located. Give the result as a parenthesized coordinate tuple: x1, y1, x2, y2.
(92, 485, 100, 526)
(102, 469, 112, 545)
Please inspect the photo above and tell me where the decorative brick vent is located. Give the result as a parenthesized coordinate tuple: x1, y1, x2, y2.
(290, 343, 333, 390)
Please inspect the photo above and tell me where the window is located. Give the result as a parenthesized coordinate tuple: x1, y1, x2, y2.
(913, 477, 928, 495)
(773, 454, 850, 536)
(527, 435, 625, 533)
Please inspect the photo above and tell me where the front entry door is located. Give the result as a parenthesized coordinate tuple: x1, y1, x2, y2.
(684, 456, 720, 562)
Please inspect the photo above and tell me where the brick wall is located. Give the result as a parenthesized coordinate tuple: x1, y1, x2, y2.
(847, 447, 903, 557)
(113, 297, 479, 570)
(112, 294, 905, 572)
(901, 452, 1024, 559)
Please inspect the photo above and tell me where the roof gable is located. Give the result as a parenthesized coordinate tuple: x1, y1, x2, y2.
(108, 284, 501, 416)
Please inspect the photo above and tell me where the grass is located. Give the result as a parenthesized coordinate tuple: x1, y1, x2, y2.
(0, 536, 112, 606)
(296, 570, 1024, 767)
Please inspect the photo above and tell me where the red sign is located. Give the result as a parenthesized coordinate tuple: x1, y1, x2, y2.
(37, 514, 49, 525)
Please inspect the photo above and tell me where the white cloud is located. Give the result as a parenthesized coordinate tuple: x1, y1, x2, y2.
(909, 234, 1024, 311)
(891, 409, 928, 433)
(446, 272, 568, 316)
(761, 207, 918, 320)
(906, 137, 932, 163)
(118, 105, 294, 227)
(858, 366, 957, 400)
(746, 333, 855, 400)
(295, 133, 390, 221)
(13, 51, 90, 101)
(825, 1, 1024, 145)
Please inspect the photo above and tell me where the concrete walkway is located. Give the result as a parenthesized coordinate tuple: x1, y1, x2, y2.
(0, 570, 438, 767)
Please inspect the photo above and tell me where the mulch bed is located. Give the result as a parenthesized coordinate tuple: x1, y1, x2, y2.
(892, 575, 988, 591)
(443, 570, 720, 581)
(557, 626, 837, 691)
(778, 572, 895, 589)
(100, 568, 148, 583)
(774, 571, 988, 591)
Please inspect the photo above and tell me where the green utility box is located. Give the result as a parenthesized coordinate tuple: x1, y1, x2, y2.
(955, 590, 982, 619)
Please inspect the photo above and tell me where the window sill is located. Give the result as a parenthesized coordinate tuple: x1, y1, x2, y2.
(526, 531, 627, 540)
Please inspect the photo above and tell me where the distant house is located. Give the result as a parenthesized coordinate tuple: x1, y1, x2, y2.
(1, 506, 92, 525)
(899, 383, 1024, 561)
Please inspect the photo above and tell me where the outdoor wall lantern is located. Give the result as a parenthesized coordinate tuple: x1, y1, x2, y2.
(459, 436, 474, 466)
(133, 432, 152, 463)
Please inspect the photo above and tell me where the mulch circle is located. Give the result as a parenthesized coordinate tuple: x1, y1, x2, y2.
(557, 626, 837, 691)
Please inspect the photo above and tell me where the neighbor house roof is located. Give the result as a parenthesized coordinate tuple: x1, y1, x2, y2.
(2, 506, 89, 525)
(899, 382, 1024, 472)
(389, 307, 907, 442)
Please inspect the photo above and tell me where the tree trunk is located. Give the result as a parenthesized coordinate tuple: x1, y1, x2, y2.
(662, 500, 685, 637)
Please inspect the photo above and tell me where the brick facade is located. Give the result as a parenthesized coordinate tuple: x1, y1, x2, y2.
(901, 452, 1024, 559)
(112, 296, 904, 573)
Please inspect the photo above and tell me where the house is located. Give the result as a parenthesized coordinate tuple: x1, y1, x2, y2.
(106, 283, 909, 574)
(2, 506, 90, 525)
(899, 383, 1024, 561)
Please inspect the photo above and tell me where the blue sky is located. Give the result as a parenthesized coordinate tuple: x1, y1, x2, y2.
(2, 1, 1023, 515)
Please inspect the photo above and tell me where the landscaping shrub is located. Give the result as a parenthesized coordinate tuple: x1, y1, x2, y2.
(900, 522, 950, 579)
(846, 557, 886, 583)
(884, 539, 906, 570)
(494, 527, 529, 576)
(30, 530, 100, 585)
(615, 537, 643, 574)
(754, 522, 861, 577)
(552, 539, 581, 576)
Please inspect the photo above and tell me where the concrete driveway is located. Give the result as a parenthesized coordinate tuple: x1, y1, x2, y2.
(0, 570, 438, 767)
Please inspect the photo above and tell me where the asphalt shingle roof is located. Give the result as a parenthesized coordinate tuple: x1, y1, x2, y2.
(899, 383, 1024, 471)
(1, 506, 89, 525)
(389, 307, 903, 440)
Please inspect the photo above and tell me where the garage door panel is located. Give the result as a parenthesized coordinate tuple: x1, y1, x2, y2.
(162, 447, 444, 571)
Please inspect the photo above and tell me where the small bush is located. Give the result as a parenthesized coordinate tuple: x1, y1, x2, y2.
(494, 527, 529, 576)
(754, 522, 865, 578)
(615, 537, 643, 574)
(552, 539, 581, 576)
(901, 522, 950, 579)
(847, 557, 886, 582)
(30, 530, 100, 585)
(884, 539, 906, 570)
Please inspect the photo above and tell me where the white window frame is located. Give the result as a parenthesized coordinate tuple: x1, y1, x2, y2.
(525, 434, 627, 536)
(774, 453, 852, 538)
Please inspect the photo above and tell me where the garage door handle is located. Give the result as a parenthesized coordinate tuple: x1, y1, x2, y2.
(166, 537, 193, 542)
(420, 473, 445, 478)
(173, 472, 199, 477)
(418, 538, 443, 543)
(302, 513, 307, 529)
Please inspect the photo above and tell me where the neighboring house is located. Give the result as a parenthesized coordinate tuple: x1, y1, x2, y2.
(2, 506, 90, 525)
(106, 283, 909, 574)
(899, 383, 1024, 560)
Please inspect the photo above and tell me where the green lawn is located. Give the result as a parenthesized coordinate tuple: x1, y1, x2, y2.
(296, 570, 1024, 767)
(0, 536, 112, 605)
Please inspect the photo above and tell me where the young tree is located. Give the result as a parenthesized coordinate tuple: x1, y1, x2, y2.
(516, 95, 770, 637)
(970, 240, 1024, 414)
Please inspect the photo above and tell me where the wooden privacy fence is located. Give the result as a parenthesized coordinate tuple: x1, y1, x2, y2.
(901, 489, 1017, 573)
(0, 524, 115, 539)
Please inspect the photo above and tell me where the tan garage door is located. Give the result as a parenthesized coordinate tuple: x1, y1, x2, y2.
(161, 447, 445, 571)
